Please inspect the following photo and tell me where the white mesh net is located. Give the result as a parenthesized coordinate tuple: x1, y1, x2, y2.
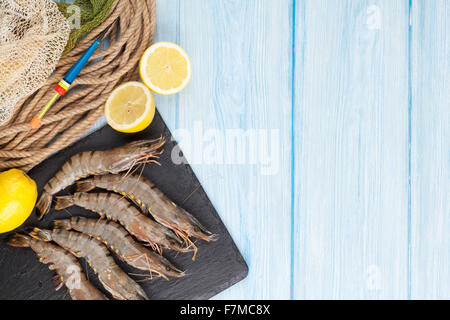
(0, 0, 70, 125)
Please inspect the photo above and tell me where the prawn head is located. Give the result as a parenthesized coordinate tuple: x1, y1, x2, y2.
(103, 137, 165, 174)
(8, 234, 32, 248)
(29, 228, 53, 242)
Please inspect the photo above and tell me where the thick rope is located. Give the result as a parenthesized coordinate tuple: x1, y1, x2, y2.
(0, 0, 156, 172)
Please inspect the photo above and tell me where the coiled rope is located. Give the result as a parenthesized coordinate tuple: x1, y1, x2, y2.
(0, 0, 156, 172)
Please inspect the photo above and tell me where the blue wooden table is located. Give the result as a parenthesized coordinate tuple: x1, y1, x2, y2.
(88, 0, 449, 299)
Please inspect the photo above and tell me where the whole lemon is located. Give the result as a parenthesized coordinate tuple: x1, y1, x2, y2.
(0, 169, 37, 233)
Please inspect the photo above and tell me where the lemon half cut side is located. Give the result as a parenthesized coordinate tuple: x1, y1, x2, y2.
(105, 81, 156, 133)
(139, 42, 192, 95)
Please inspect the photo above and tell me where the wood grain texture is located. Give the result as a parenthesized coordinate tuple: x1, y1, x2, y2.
(292, 0, 410, 299)
(62, 0, 293, 299)
(410, 0, 450, 300)
(68, 0, 450, 299)
(163, 0, 293, 299)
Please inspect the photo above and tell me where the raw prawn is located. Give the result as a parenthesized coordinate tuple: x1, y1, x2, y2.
(77, 174, 218, 260)
(55, 192, 189, 255)
(30, 228, 148, 300)
(36, 137, 166, 218)
(8, 234, 106, 300)
(54, 217, 185, 280)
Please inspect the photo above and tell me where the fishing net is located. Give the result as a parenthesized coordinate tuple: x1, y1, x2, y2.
(0, 0, 70, 126)
(0, 0, 157, 172)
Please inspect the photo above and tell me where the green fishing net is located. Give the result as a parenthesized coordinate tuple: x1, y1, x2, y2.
(56, 0, 116, 54)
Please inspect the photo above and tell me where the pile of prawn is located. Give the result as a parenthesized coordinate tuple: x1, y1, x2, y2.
(8, 137, 218, 300)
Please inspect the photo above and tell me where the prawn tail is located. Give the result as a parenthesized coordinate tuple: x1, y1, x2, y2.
(192, 227, 218, 243)
(136, 286, 149, 301)
(7, 234, 31, 248)
(207, 233, 220, 242)
(172, 270, 186, 279)
(76, 180, 96, 193)
(29, 228, 52, 242)
(183, 209, 218, 242)
(36, 192, 52, 220)
(55, 196, 74, 210)
(53, 219, 72, 231)
(52, 275, 65, 291)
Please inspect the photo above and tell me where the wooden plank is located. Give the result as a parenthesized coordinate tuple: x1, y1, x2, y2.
(62, 0, 292, 299)
(86, 0, 181, 134)
(410, 0, 450, 300)
(292, 0, 410, 299)
(171, 0, 293, 299)
(152, 0, 180, 127)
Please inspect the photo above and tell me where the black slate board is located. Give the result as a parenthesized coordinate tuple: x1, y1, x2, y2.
(0, 111, 248, 300)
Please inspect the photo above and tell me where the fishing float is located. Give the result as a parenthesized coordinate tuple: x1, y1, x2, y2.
(30, 24, 115, 130)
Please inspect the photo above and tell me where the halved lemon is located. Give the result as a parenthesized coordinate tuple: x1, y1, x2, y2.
(139, 42, 192, 95)
(105, 82, 156, 133)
